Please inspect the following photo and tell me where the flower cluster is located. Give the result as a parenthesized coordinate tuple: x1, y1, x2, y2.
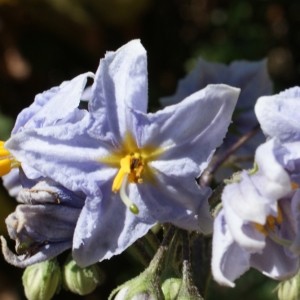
(3, 38, 300, 299)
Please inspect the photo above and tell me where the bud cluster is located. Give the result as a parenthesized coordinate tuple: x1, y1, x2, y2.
(22, 255, 104, 300)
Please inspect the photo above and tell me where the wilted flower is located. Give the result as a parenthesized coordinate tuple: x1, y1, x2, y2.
(212, 139, 300, 287)
(3, 40, 239, 267)
(1, 177, 85, 267)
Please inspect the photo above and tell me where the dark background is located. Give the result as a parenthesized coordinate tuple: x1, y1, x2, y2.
(0, 0, 298, 299)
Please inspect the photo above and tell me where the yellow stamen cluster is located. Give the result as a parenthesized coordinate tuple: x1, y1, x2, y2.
(253, 206, 283, 236)
(98, 131, 164, 214)
(112, 153, 144, 193)
(0, 141, 20, 177)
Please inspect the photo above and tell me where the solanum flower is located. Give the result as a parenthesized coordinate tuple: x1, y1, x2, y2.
(3, 40, 239, 267)
(160, 58, 273, 178)
(1, 73, 93, 197)
(212, 139, 300, 287)
(160, 57, 272, 136)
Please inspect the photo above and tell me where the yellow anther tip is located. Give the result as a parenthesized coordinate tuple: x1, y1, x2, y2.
(276, 206, 283, 224)
(0, 158, 12, 177)
(253, 222, 267, 236)
(291, 182, 299, 190)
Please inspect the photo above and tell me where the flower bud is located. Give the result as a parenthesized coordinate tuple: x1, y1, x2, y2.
(110, 270, 164, 300)
(278, 275, 300, 300)
(62, 255, 104, 296)
(161, 277, 182, 300)
(22, 259, 61, 300)
(114, 287, 157, 300)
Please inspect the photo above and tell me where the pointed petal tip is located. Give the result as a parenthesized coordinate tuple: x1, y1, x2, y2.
(206, 83, 241, 97)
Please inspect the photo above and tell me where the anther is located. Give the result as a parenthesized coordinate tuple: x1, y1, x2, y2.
(0, 141, 20, 176)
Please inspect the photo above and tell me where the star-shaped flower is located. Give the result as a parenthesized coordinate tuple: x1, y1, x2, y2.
(3, 40, 239, 267)
(160, 57, 272, 136)
(160, 57, 273, 179)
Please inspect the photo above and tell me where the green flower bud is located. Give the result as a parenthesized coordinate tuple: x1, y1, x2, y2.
(278, 275, 300, 300)
(62, 255, 104, 296)
(22, 258, 61, 300)
(161, 277, 182, 300)
(176, 261, 202, 300)
(114, 287, 157, 300)
(109, 270, 164, 300)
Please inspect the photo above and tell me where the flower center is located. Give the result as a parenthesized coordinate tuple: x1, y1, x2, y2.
(112, 153, 145, 193)
(111, 153, 145, 215)
(0, 141, 20, 176)
(253, 205, 292, 247)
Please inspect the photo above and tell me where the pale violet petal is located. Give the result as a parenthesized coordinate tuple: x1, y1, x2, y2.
(223, 196, 266, 251)
(5, 127, 113, 195)
(255, 87, 300, 143)
(255, 139, 292, 200)
(2, 169, 22, 197)
(73, 182, 155, 267)
(227, 59, 272, 111)
(134, 84, 240, 175)
(136, 168, 212, 233)
(11, 85, 59, 135)
(250, 238, 299, 280)
(22, 72, 93, 130)
(160, 58, 272, 111)
(290, 189, 300, 254)
(88, 40, 148, 144)
(211, 210, 251, 287)
(222, 171, 270, 225)
(160, 58, 227, 106)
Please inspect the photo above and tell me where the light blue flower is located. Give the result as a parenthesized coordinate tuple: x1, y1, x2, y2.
(212, 139, 300, 287)
(2, 177, 85, 267)
(160, 58, 272, 135)
(4, 40, 240, 267)
(1, 73, 93, 197)
(160, 58, 273, 178)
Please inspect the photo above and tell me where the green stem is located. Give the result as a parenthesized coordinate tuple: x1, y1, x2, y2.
(144, 229, 161, 254)
(180, 230, 204, 299)
(126, 238, 152, 267)
(148, 225, 177, 274)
